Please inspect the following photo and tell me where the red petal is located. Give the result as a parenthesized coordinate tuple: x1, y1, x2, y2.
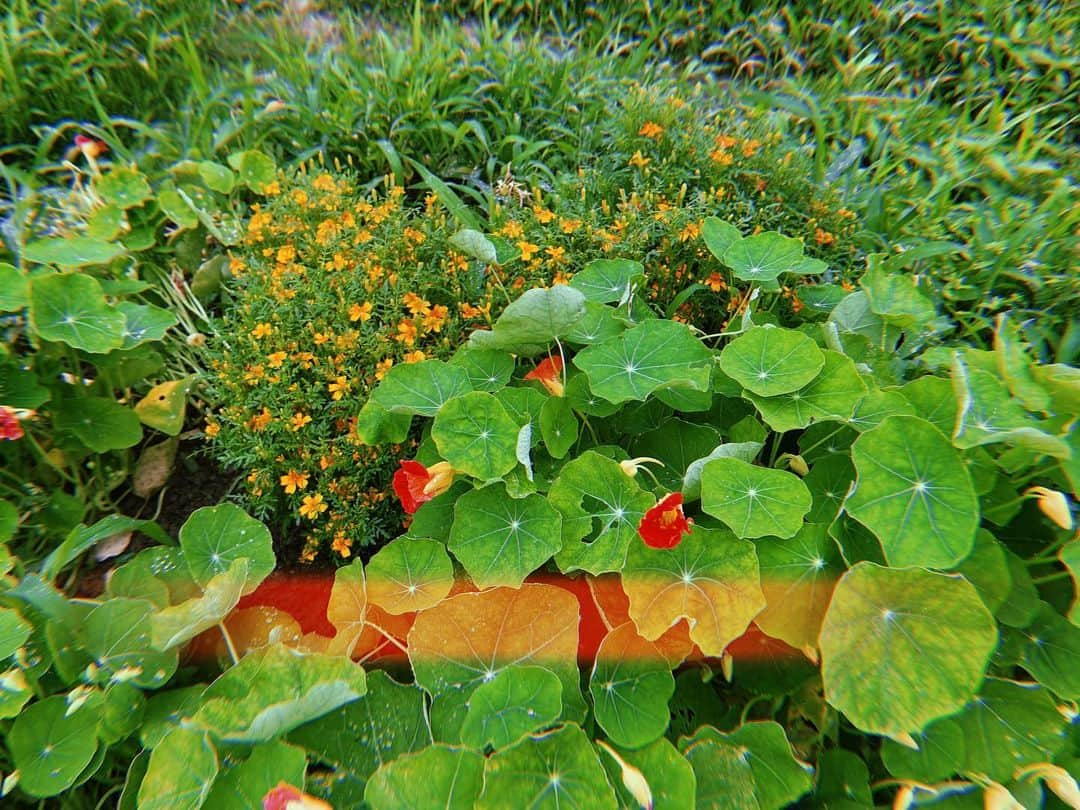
(263, 782, 303, 810)
(638, 493, 691, 549)
(392, 460, 432, 514)
(524, 355, 564, 382)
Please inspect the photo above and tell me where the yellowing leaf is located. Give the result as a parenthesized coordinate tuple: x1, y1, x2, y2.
(135, 376, 196, 436)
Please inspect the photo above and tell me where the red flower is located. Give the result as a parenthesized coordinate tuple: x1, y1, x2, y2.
(74, 134, 108, 159)
(392, 460, 455, 514)
(263, 781, 331, 810)
(524, 355, 565, 397)
(0, 407, 23, 441)
(638, 492, 692, 549)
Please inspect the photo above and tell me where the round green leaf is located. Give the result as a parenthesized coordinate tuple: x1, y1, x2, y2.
(151, 558, 249, 650)
(590, 622, 675, 749)
(137, 728, 218, 810)
(0, 365, 50, 409)
(0, 263, 28, 311)
(179, 504, 273, 593)
(1061, 540, 1080, 625)
(848, 388, 916, 432)
(29, 273, 125, 352)
(99, 683, 146, 745)
(746, 350, 869, 432)
(477, 724, 618, 810)
(366, 745, 484, 810)
(194, 645, 367, 743)
(564, 301, 628, 346)
(679, 721, 813, 810)
(356, 398, 412, 445)
(84, 598, 178, 689)
(702, 217, 742, 261)
(227, 150, 277, 192)
(468, 286, 586, 356)
(898, 376, 957, 436)
(539, 396, 578, 459)
(572, 319, 712, 404)
(54, 397, 142, 452)
(682, 440, 763, 502)
(372, 359, 472, 417)
(953, 529, 1011, 614)
(722, 231, 827, 290)
(203, 740, 307, 810)
(95, 167, 152, 209)
(879, 716, 966, 783)
(598, 737, 696, 810)
(548, 451, 653, 575)
(820, 563, 998, 736)
(460, 665, 563, 750)
(24, 236, 125, 268)
(719, 326, 825, 396)
(861, 263, 936, 330)
(117, 302, 177, 348)
(828, 290, 901, 351)
(157, 189, 199, 229)
(1021, 603, 1080, 698)
(701, 457, 812, 539)
(0, 607, 31, 660)
(448, 229, 497, 263)
(449, 484, 563, 589)
(198, 161, 235, 193)
(844, 415, 978, 568)
(569, 258, 643, 303)
(449, 348, 515, 392)
(8, 695, 99, 797)
(804, 454, 854, 524)
(623, 525, 765, 657)
(432, 392, 520, 480)
(366, 537, 454, 615)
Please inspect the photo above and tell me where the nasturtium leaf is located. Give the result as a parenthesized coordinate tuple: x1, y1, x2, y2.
(1021, 603, 1080, 698)
(844, 415, 978, 568)
(95, 166, 152, 209)
(848, 387, 915, 432)
(1034, 362, 1080, 421)
(598, 737, 696, 810)
(321, 559, 367, 657)
(203, 740, 307, 810)
(29, 273, 125, 352)
(746, 351, 868, 432)
(953, 530, 1011, 615)
(994, 315, 1050, 412)
(227, 149, 277, 192)
(0, 607, 31, 660)
(0, 364, 49, 409)
(448, 348, 515, 392)
(115, 302, 176, 350)
(952, 356, 1069, 457)
(679, 721, 813, 810)
(682, 441, 763, 501)
(449, 228, 498, 263)
(54, 397, 142, 452)
(755, 523, 844, 657)
(432, 391, 519, 480)
(448, 484, 563, 589)
(0, 667, 32, 718)
(573, 319, 712, 404)
(408, 584, 585, 731)
(24, 236, 125, 268)
(804, 454, 854, 524)
(548, 451, 653, 574)
(135, 375, 196, 438)
(468, 286, 587, 356)
(828, 291, 901, 351)
(723, 231, 827, 290)
(9, 696, 99, 798)
(719, 326, 825, 397)
(151, 558, 249, 650)
(365, 537, 453, 615)
(655, 381, 714, 412)
(194, 644, 367, 742)
(289, 671, 430, 792)
(157, 189, 199, 228)
(630, 419, 721, 492)
(84, 598, 178, 689)
(570, 258, 644, 303)
(137, 727, 218, 810)
(477, 724, 618, 810)
(460, 665, 563, 750)
(179, 504, 274, 594)
(860, 261, 936, 331)
(879, 716, 966, 783)
(539, 396, 578, 458)
(405, 481, 466, 544)
(814, 749, 873, 807)
(997, 550, 1041, 629)
(366, 745, 485, 810)
(197, 161, 235, 193)
(564, 301, 627, 345)
(819, 563, 998, 736)
(702, 217, 742, 261)
(590, 622, 675, 749)
(1062, 541, 1080, 625)
(355, 398, 412, 445)
(372, 359, 472, 417)
(0, 263, 28, 311)
(899, 375, 958, 436)
(700, 457, 811, 539)
(497, 386, 549, 435)
(623, 525, 764, 656)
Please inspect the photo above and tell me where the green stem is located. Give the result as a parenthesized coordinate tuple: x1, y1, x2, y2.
(1032, 570, 1071, 585)
(218, 621, 240, 666)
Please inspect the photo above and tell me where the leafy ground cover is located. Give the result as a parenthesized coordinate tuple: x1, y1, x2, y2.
(0, 1, 1078, 808)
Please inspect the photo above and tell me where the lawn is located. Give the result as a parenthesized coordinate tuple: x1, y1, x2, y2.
(0, 1, 1078, 808)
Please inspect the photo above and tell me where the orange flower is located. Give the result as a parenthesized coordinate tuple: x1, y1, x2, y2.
(559, 218, 582, 235)
(524, 356, 565, 397)
(545, 245, 567, 265)
(638, 492, 692, 549)
(638, 121, 664, 139)
(204, 420, 220, 439)
(404, 350, 426, 364)
(403, 292, 431, 316)
(298, 493, 328, 519)
(291, 412, 312, 431)
(706, 272, 726, 292)
(533, 206, 555, 224)
(375, 358, 394, 380)
(349, 301, 373, 322)
(422, 304, 448, 333)
(251, 322, 273, 339)
(628, 150, 651, 169)
(710, 149, 733, 166)
(517, 241, 540, 262)
(328, 376, 350, 401)
(499, 220, 524, 239)
(280, 470, 309, 494)
(393, 460, 456, 513)
(0, 407, 25, 441)
(679, 222, 701, 242)
(395, 319, 418, 346)
(267, 351, 287, 368)
(814, 228, 836, 246)
(331, 532, 353, 558)
(249, 408, 273, 431)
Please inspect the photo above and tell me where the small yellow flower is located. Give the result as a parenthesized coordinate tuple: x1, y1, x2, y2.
(628, 150, 650, 169)
(517, 241, 540, 262)
(559, 218, 581, 235)
(251, 323, 273, 339)
(638, 121, 664, 139)
(313, 173, 336, 191)
(280, 470, 309, 494)
(267, 351, 288, 368)
(533, 206, 555, 224)
(499, 221, 524, 239)
(291, 412, 312, 431)
(545, 245, 567, 265)
(331, 531, 353, 558)
(395, 320, 418, 346)
(204, 420, 220, 438)
(679, 221, 702, 242)
(249, 408, 273, 432)
(375, 358, 394, 380)
(404, 350, 426, 364)
(349, 301, 373, 322)
(299, 493, 328, 519)
(403, 292, 431, 316)
(276, 245, 296, 264)
(328, 376, 350, 401)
